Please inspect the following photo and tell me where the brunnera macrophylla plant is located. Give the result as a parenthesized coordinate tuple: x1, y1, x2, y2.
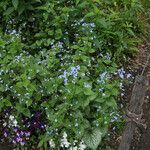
(0, 0, 146, 149)
(0, 34, 120, 149)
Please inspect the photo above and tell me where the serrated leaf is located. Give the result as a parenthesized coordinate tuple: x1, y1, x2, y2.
(12, 0, 19, 10)
(83, 128, 102, 150)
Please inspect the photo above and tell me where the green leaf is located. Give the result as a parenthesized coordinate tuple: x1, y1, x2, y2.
(88, 94, 97, 101)
(4, 7, 14, 16)
(0, 39, 5, 46)
(4, 99, 12, 107)
(15, 103, 25, 113)
(105, 98, 117, 108)
(55, 29, 62, 39)
(0, 85, 4, 92)
(12, 0, 19, 10)
(38, 138, 44, 148)
(82, 98, 90, 108)
(35, 0, 41, 2)
(26, 99, 33, 107)
(111, 88, 119, 96)
(18, 4, 25, 15)
(83, 128, 103, 150)
(84, 88, 95, 96)
(76, 0, 80, 5)
(89, 48, 96, 53)
(84, 12, 95, 18)
(24, 108, 31, 117)
(95, 97, 105, 103)
(75, 86, 82, 94)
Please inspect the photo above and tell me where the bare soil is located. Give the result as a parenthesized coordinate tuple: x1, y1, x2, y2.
(118, 42, 150, 150)
(129, 43, 150, 150)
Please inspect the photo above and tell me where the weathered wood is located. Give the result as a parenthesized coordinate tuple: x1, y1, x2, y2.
(118, 122, 135, 150)
(118, 76, 150, 150)
(129, 76, 149, 113)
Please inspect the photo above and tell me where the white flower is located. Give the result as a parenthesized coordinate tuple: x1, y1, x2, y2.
(27, 77, 31, 80)
(49, 139, 55, 148)
(3, 122, 7, 127)
(75, 123, 78, 127)
(102, 93, 106, 97)
(84, 83, 91, 88)
(13, 119, 18, 127)
(81, 73, 85, 77)
(79, 141, 86, 150)
(73, 140, 78, 146)
(60, 139, 70, 148)
(9, 115, 18, 127)
(63, 132, 67, 138)
(60, 132, 70, 148)
(9, 115, 14, 120)
(69, 146, 78, 150)
(20, 142, 25, 146)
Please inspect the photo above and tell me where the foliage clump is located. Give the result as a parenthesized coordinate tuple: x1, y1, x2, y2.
(0, 0, 147, 149)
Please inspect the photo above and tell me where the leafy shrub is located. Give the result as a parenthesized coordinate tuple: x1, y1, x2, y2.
(0, 33, 120, 149)
(0, 0, 147, 149)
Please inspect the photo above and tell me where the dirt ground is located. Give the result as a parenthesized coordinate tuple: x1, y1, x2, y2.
(129, 43, 150, 150)
(119, 42, 150, 150)
(130, 88, 150, 150)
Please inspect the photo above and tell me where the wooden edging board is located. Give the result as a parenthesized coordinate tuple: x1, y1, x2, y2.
(118, 76, 150, 150)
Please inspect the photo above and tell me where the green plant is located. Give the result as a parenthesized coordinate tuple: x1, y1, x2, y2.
(0, 0, 147, 149)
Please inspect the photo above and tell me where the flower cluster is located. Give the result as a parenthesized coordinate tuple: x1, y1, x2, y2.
(60, 132, 70, 148)
(59, 65, 80, 84)
(48, 132, 86, 150)
(12, 128, 30, 145)
(69, 140, 86, 150)
(9, 115, 18, 127)
(49, 139, 55, 148)
(1, 0, 143, 148)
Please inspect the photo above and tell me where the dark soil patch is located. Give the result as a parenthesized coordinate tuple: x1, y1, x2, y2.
(130, 89, 150, 150)
(120, 43, 150, 150)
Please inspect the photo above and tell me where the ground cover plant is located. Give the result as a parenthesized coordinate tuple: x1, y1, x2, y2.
(0, 0, 148, 149)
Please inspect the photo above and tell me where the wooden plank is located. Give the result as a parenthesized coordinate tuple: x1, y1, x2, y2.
(118, 76, 150, 150)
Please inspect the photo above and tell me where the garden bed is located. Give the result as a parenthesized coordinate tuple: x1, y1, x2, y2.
(0, 0, 149, 149)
